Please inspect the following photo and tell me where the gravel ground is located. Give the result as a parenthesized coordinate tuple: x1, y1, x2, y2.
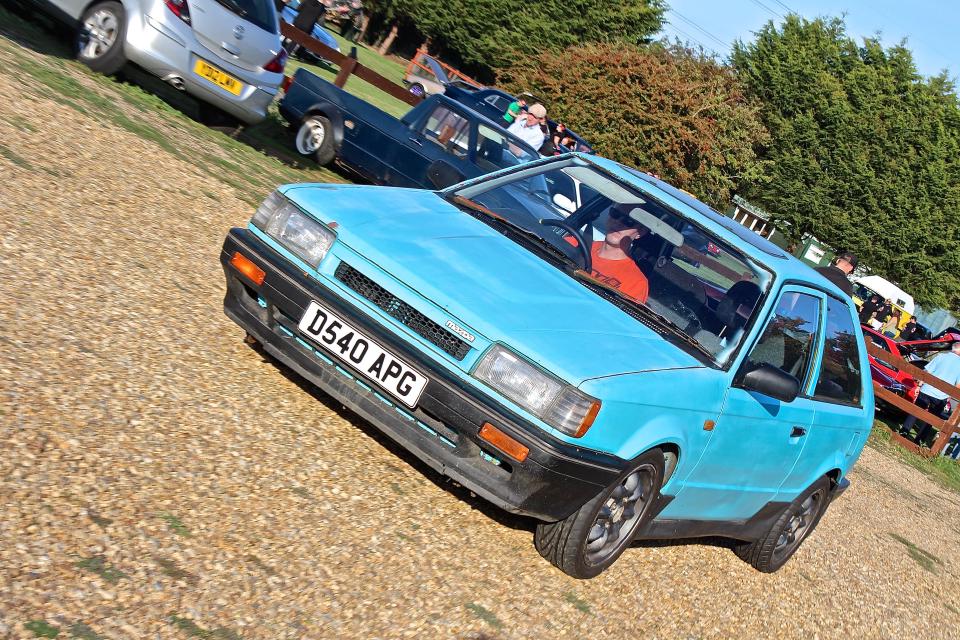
(2, 28, 960, 640)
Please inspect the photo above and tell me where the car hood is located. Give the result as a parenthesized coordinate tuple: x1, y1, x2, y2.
(282, 184, 704, 384)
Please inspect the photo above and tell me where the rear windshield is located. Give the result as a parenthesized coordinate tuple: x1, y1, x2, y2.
(220, 0, 277, 33)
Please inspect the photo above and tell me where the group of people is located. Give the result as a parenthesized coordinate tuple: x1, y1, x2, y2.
(857, 293, 922, 339)
(501, 98, 578, 157)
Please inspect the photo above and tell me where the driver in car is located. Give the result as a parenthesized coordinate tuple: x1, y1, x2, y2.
(583, 203, 650, 303)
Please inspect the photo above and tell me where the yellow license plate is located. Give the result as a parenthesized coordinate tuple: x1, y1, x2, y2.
(193, 59, 243, 96)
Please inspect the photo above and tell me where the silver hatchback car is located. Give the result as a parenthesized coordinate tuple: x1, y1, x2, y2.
(41, 0, 287, 123)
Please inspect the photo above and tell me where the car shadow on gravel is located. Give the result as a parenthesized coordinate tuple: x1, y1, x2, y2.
(248, 341, 540, 535)
(246, 342, 750, 558)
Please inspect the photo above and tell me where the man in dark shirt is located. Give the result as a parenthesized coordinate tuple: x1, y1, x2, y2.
(859, 294, 882, 324)
(899, 317, 921, 341)
(816, 250, 856, 296)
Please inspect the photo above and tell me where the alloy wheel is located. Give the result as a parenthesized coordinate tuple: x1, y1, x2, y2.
(81, 9, 119, 60)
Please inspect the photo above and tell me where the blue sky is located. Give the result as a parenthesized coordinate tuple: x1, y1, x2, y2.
(658, 1, 958, 80)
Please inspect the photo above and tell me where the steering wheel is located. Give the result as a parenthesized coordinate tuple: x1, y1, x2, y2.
(539, 218, 591, 272)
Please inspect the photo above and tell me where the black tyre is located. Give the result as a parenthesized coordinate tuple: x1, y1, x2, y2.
(733, 476, 832, 573)
(77, 1, 127, 75)
(534, 448, 664, 579)
(408, 82, 426, 98)
(295, 115, 336, 166)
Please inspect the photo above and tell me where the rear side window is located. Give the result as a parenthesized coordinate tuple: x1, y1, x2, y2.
(422, 106, 469, 157)
(744, 291, 821, 384)
(814, 298, 863, 404)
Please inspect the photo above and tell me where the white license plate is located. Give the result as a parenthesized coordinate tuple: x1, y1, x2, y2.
(298, 301, 428, 407)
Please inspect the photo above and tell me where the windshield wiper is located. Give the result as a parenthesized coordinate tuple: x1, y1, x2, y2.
(448, 195, 580, 268)
(571, 271, 715, 360)
(214, 0, 248, 17)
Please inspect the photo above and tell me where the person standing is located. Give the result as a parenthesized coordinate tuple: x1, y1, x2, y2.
(900, 342, 960, 445)
(815, 250, 856, 296)
(899, 317, 921, 341)
(880, 309, 901, 337)
(507, 103, 547, 150)
(502, 97, 527, 126)
(858, 294, 882, 325)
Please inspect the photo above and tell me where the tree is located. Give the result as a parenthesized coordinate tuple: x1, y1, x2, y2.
(498, 42, 769, 208)
(365, 0, 666, 78)
(732, 15, 960, 311)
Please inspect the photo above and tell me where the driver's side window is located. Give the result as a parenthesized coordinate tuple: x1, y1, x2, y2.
(744, 291, 821, 385)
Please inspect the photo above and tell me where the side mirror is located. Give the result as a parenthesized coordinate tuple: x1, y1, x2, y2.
(738, 363, 800, 403)
(427, 160, 466, 190)
(552, 193, 576, 213)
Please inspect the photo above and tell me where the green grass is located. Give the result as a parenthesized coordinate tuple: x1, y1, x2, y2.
(563, 591, 592, 614)
(0, 143, 34, 170)
(868, 419, 960, 495)
(888, 532, 944, 573)
(464, 603, 503, 630)
(169, 615, 241, 640)
(75, 556, 128, 584)
(68, 623, 105, 640)
(155, 557, 199, 584)
(0, 6, 343, 197)
(285, 31, 412, 119)
(25, 620, 60, 638)
(160, 513, 192, 537)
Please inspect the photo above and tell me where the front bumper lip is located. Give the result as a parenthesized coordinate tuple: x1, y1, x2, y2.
(220, 228, 628, 521)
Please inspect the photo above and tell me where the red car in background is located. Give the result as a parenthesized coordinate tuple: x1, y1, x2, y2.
(863, 325, 960, 405)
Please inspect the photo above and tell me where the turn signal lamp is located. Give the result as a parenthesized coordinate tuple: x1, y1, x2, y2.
(479, 423, 529, 463)
(230, 251, 265, 286)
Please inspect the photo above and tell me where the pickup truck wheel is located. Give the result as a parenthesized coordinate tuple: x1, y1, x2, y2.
(534, 448, 663, 579)
(77, 1, 127, 75)
(408, 83, 426, 98)
(733, 476, 831, 573)
(296, 115, 335, 166)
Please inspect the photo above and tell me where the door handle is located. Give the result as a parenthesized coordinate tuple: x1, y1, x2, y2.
(408, 137, 423, 146)
(790, 426, 807, 438)
(220, 42, 240, 56)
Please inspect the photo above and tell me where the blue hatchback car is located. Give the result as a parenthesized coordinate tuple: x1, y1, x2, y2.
(220, 154, 873, 578)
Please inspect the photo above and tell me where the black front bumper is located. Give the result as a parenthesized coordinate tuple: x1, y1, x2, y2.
(220, 228, 628, 521)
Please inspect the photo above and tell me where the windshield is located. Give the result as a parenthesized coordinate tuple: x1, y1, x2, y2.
(453, 158, 772, 364)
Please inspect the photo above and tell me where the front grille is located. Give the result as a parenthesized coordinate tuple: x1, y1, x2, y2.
(335, 262, 472, 361)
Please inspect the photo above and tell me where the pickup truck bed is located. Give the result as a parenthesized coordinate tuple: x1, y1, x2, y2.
(279, 69, 540, 189)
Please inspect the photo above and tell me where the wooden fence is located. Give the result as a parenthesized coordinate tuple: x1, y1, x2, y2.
(280, 22, 422, 108)
(866, 341, 960, 456)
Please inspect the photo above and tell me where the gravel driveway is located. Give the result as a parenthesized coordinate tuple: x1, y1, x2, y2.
(2, 26, 960, 640)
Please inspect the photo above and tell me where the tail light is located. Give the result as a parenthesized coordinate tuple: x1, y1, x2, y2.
(165, 0, 190, 23)
(281, 75, 293, 93)
(263, 48, 288, 73)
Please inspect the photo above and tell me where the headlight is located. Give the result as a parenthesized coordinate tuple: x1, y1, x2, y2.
(473, 344, 600, 437)
(251, 191, 336, 268)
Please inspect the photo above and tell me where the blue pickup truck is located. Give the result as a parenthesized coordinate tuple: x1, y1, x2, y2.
(278, 69, 540, 189)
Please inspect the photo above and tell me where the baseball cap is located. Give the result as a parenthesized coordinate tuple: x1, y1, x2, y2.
(528, 103, 546, 119)
(836, 250, 858, 268)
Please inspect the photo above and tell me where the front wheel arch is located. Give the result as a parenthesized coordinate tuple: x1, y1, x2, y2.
(535, 447, 666, 579)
